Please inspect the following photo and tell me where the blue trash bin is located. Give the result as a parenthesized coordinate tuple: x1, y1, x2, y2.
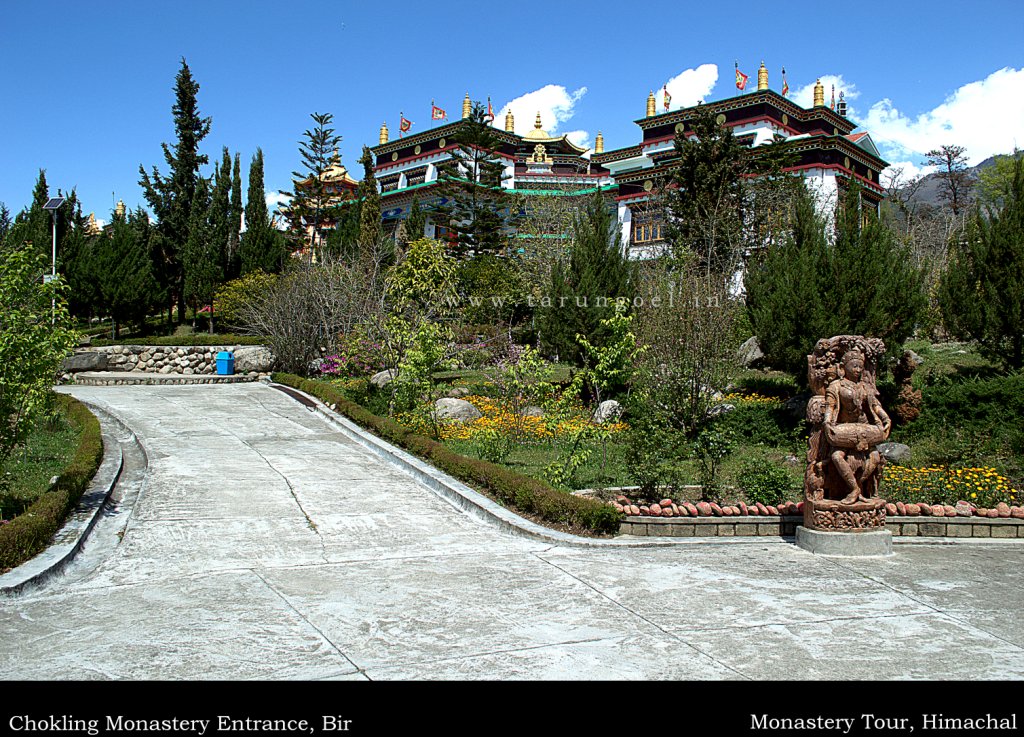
(216, 351, 235, 375)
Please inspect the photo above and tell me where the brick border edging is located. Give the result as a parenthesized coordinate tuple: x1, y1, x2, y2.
(621, 515, 1024, 539)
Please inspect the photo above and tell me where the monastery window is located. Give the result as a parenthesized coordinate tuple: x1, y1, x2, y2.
(379, 174, 400, 192)
(632, 216, 664, 245)
(405, 166, 427, 187)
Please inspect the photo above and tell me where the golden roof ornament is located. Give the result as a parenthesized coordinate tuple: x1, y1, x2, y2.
(595, 131, 604, 154)
(758, 61, 768, 91)
(379, 121, 389, 144)
(462, 92, 471, 119)
(814, 78, 825, 107)
(646, 90, 656, 117)
(115, 200, 126, 218)
(524, 111, 552, 141)
(505, 109, 514, 132)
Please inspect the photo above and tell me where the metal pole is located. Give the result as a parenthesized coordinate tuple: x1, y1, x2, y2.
(51, 210, 57, 325)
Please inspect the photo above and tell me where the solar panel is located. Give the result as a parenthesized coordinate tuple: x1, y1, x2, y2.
(43, 197, 66, 210)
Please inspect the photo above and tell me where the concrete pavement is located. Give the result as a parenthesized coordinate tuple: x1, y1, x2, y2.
(0, 383, 1021, 680)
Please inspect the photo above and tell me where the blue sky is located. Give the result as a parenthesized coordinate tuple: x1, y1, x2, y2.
(3, 0, 1023, 221)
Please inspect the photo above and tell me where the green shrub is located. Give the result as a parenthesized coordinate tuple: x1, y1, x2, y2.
(271, 373, 621, 535)
(737, 458, 795, 506)
(713, 403, 802, 448)
(91, 334, 266, 347)
(0, 394, 103, 572)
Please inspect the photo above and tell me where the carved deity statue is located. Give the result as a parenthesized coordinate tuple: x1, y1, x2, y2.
(804, 336, 890, 531)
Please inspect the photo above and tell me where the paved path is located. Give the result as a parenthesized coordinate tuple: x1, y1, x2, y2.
(1, 384, 1022, 680)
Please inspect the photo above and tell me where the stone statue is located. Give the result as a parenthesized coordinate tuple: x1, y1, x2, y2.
(804, 335, 890, 531)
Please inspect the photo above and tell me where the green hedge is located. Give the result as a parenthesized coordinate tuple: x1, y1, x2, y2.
(91, 334, 267, 347)
(272, 373, 621, 536)
(0, 394, 104, 572)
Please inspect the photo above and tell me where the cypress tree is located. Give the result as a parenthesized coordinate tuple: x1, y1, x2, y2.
(94, 207, 159, 338)
(939, 157, 1024, 369)
(5, 170, 52, 257)
(357, 145, 381, 250)
(404, 196, 428, 244)
(0, 203, 11, 247)
(241, 148, 283, 274)
(209, 148, 232, 278)
(539, 189, 633, 364)
(181, 180, 221, 332)
(436, 101, 509, 258)
(139, 58, 212, 323)
(227, 152, 242, 279)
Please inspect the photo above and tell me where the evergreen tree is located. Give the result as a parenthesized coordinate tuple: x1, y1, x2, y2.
(56, 192, 100, 320)
(0, 203, 11, 246)
(209, 147, 232, 278)
(664, 106, 747, 276)
(241, 148, 284, 274)
(539, 190, 633, 364)
(5, 170, 52, 257)
(283, 112, 342, 258)
(436, 101, 509, 257)
(746, 183, 926, 382)
(404, 196, 428, 244)
(93, 207, 159, 338)
(939, 157, 1024, 369)
(357, 145, 381, 250)
(138, 58, 212, 323)
(227, 152, 243, 279)
(181, 179, 221, 332)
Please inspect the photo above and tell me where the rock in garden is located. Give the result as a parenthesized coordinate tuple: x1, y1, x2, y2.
(662, 507, 674, 517)
(905, 349, 924, 367)
(613, 503, 624, 513)
(447, 386, 470, 398)
(650, 504, 662, 516)
(986, 508, 999, 518)
(230, 346, 274, 373)
(1011, 507, 1024, 519)
(795, 501, 804, 513)
(905, 504, 921, 516)
(671, 504, 681, 516)
(942, 505, 957, 517)
(593, 400, 623, 424)
(370, 369, 398, 388)
(755, 503, 770, 516)
(955, 501, 974, 517)
(930, 505, 945, 517)
(767, 505, 779, 516)
(736, 336, 764, 367)
(615, 495, 630, 505)
(896, 501, 907, 515)
(520, 405, 545, 418)
(659, 498, 673, 508)
(884, 503, 896, 515)
(877, 442, 912, 465)
(918, 503, 932, 516)
(709, 503, 724, 516)
(738, 502, 749, 515)
(707, 403, 735, 418)
(629, 505, 640, 516)
(996, 502, 1011, 518)
(640, 506, 650, 516)
(783, 455, 800, 466)
(784, 393, 812, 421)
(976, 508, 990, 517)
(434, 398, 482, 423)
(748, 505, 760, 515)
(61, 352, 108, 372)
(722, 506, 734, 516)
(684, 503, 698, 517)
(696, 502, 712, 516)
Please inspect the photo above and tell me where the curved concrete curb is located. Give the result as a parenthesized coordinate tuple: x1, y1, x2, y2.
(0, 401, 140, 596)
(271, 383, 790, 550)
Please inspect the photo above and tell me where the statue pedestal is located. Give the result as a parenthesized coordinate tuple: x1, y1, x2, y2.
(795, 526, 893, 557)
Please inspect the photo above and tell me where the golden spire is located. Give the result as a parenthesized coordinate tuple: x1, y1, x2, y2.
(462, 92, 471, 119)
(505, 109, 514, 132)
(646, 90, 656, 117)
(813, 78, 825, 107)
(379, 121, 389, 144)
(534, 111, 543, 130)
(115, 200, 125, 218)
(595, 131, 604, 154)
(758, 61, 768, 91)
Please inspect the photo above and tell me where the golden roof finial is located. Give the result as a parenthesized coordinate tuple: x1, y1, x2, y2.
(813, 78, 825, 107)
(534, 111, 543, 130)
(646, 90, 656, 117)
(462, 92, 471, 119)
(379, 121, 389, 144)
(505, 109, 514, 132)
(115, 199, 126, 218)
(758, 61, 768, 91)
(595, 131, 604, 154)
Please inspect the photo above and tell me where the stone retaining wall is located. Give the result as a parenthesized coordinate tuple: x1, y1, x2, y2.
(87, 345, 236, 375)
(620, 515, 1024, 538)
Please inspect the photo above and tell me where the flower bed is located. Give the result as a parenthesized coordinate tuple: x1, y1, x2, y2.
(882, 465, 1019, 509)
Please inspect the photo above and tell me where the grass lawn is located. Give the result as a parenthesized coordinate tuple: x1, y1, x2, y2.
(1, 408, 82, 521)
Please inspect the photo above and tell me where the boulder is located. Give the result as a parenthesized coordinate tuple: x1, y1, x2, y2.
(434, 398, 482, 423)
(447, 386, 471, 398)
(784, 393, 812, 421)
(954, 501, 974, 517)
(61, 352, 108, 373)
(736, 336, 764, 367)
(593, 399, 623, 424)
(370, 369, 399, 388)
(707, 403, 735, 418)
(877, 442, 911, 465)
(905, 349, 924, 367)
(520, 405, 545, 418)
(233, 346, 275, 373)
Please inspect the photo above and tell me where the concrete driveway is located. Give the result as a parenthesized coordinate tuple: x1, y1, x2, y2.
(1, 383, 1021, 680)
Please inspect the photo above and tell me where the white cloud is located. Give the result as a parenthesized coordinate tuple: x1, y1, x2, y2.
(863, 67, 1024, 165)
(564, 130, 591, 150)
(661, 63, 719, 110)
(880, 161, 936, 189)
(498, 85, 588, 136)
(791, 74, 860, 112)
(265, 191, 291, 212)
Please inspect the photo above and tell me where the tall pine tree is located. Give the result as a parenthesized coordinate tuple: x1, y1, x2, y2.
(139, 58, 211, 323)
(283, 112, 342, 259)
(181, 179, 221, 332)
(436, 101, 509, 258)
(227, 152, 243, 279)
(93, 207, 159, 338)
(357, 145, 381, 250)
(241, 148, 283, 274)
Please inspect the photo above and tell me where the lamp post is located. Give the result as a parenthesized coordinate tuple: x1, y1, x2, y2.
(42, 197, 66, 324)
